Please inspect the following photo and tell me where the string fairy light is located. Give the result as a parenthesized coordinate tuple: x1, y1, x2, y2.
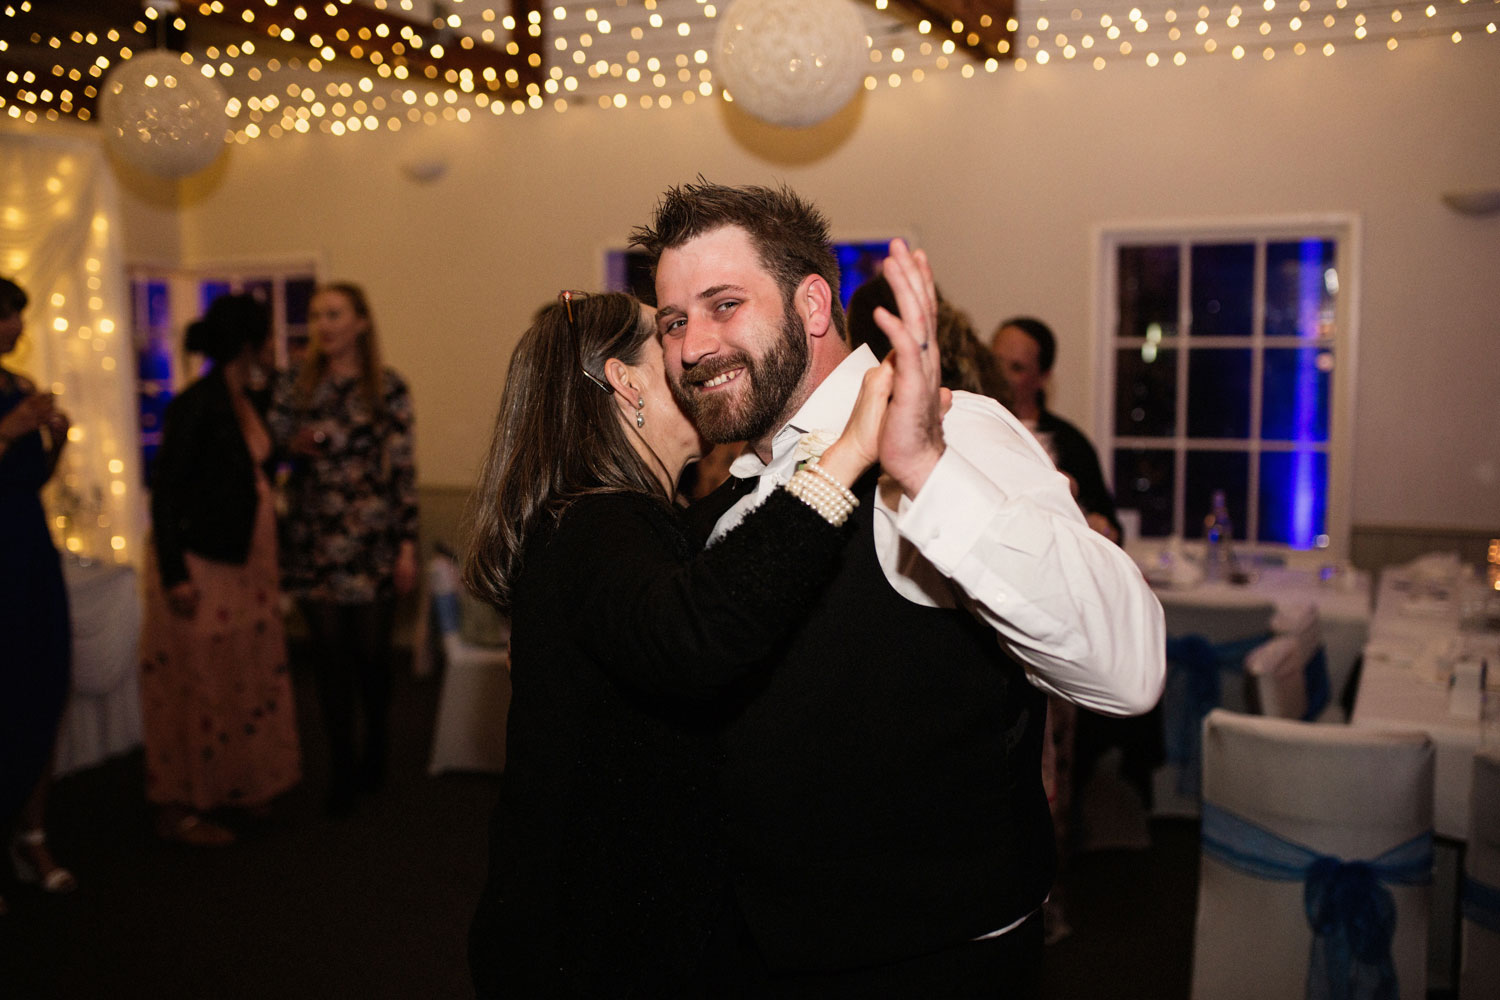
(0, 0, 1495, 137)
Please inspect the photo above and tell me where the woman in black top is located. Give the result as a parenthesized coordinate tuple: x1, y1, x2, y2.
(141, 294, 301, 845)
(462, 284, 937, 997)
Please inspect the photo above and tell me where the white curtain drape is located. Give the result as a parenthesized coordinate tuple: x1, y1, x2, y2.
(1, 132, 144, 565)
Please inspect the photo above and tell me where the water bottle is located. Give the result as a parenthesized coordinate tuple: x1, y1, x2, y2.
(1204, 489, 1234, 582)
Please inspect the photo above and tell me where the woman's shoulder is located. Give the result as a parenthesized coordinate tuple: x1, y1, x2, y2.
(0, 368, 36, 398)
(563, 490, 676, 527)
(525, 491, 688, 583)
(379, 366, 409, 393)
(166, 369, 226, 413)
(556, 491, 684, 551)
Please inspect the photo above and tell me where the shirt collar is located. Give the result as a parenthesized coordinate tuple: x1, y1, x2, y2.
(726, 344, 880, 480)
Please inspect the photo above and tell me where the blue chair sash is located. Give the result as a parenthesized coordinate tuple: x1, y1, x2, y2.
(1463, 874, 1500, 933)
(1201, 801, 1432, 1000)
(432, 590, 461, 636)
(1302, 645, 1331, 721)
(1162, 633, 1271, 796)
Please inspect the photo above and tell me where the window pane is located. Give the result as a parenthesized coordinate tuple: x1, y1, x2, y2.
(1187, 348, 1252, 439)
(242, 278, 274, 306)
(199, 280, 231, 314)
(133, 279, 174, 485)
(1115, 346, 1177, 437)
(1116, 245, 1178, 339)
(1259, 450, 1328, 547)
(284, 276, 317, 367)
(1261, 347, 1331, 442)
(1114, 448, 1175, 538)
(1189, 243, 1255, 338)
(835, 242, 893, 310)
(1184, 451, 1249, 540)
(1265, 239, 1336, 339)
(285, 277, 316, 326)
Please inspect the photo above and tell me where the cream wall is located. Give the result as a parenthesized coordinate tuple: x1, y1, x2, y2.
(115, 39, 1498, 532)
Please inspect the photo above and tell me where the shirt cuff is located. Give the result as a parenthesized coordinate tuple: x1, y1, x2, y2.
(895, 446, 1013, 575)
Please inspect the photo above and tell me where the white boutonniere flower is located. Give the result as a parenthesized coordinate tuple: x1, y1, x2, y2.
(792, 429, 838, 470)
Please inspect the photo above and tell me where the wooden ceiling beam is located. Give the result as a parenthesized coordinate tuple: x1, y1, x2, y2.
(204, 0, 545, 93)
(0, 0, 544, 123)
(882, 0, 1016, 61)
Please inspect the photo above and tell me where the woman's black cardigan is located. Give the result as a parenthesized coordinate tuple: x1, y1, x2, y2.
(150, 367, 263, 588)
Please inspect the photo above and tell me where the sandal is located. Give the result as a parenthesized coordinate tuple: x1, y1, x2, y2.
(10, 829, 78, 894)
(157, 812, 236, 848)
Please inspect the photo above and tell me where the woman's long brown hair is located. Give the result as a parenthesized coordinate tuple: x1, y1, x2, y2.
(294, 282, 386, 417)
(461, 293, 663, 612)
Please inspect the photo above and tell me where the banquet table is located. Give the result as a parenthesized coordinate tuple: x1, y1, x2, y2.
(1349, 558, 1499, 992)
(1141, 558, 1373, 718)
(54, 558, 143, 776)
(1350, 564, 1499, 840)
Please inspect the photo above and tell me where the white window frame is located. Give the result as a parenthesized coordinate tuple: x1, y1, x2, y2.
(128, 256, 322, 388)
(1092, 215, 1361, 560)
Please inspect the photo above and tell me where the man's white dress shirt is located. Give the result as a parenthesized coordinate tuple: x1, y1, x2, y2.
(710, 345, 1165, 717)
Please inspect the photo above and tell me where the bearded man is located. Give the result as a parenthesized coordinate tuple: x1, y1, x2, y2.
(631, 181, 1164, 998)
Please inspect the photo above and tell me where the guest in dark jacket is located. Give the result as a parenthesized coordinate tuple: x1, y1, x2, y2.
(140, 294, 301, 846)
(461, 286, 935, 997)
(991, 315, 1122, 542)
(993, 314, 1161, 895)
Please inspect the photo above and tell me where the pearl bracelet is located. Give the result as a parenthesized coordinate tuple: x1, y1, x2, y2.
(784, 463, 859, 527)
(804, 459, 854, 496)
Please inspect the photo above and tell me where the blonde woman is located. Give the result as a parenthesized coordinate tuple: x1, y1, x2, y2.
(269, 283, 418, 815)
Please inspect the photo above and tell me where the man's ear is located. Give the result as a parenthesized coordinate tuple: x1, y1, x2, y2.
(794, 274, 834, 340)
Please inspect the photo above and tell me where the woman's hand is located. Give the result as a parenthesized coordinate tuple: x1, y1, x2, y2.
(167, 581, 200, 619)
(393, 540, 418, 597)
(289, 425, 326, 458)
(815, 360, 894, 489)
(0, 390, 55, 443)
(43, 407, 70, 444)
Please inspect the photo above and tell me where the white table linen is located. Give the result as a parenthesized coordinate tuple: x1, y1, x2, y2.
(1350, 561, 1500, 840)
(54, 560, 143, 775)
(1141, 559, 1372, 718)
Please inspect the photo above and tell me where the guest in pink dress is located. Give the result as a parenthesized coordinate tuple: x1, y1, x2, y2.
(140, 294, 301, 846)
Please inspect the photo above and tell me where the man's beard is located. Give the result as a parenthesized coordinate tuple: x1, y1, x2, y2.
(669, 305, 809, 445)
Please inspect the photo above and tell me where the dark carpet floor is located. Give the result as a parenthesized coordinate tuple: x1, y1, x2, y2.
(1, 653, 1201, 999)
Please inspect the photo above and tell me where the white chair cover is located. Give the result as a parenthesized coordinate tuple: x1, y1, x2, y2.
(1153, 604, 1279, 816)
(1461, 747, 1500, 999)
(1164, 599, 1278, 645)
(54, 562, 144, 775)
(1245, 604, 1322, 721)
(426, 555, 511, 775)
(1192, 710, 1434, 1000)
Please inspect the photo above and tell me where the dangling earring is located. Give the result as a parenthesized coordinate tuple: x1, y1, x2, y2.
(635, 396, 646, 429)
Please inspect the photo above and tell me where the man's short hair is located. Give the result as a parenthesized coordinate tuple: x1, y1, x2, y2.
(630, 179, 847, 341)
(996, 316, 1057, 374)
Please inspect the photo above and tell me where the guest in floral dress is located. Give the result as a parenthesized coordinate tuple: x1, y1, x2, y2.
(270, 283, 418, 815)
(141, 294, 301, 846)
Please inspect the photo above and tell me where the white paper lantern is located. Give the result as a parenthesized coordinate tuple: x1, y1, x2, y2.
(713, 0, 868, 129)
(98, 50, 228, 178)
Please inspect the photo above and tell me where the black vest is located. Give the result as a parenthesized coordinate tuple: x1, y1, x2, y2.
(693, 470, 1056, 973)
